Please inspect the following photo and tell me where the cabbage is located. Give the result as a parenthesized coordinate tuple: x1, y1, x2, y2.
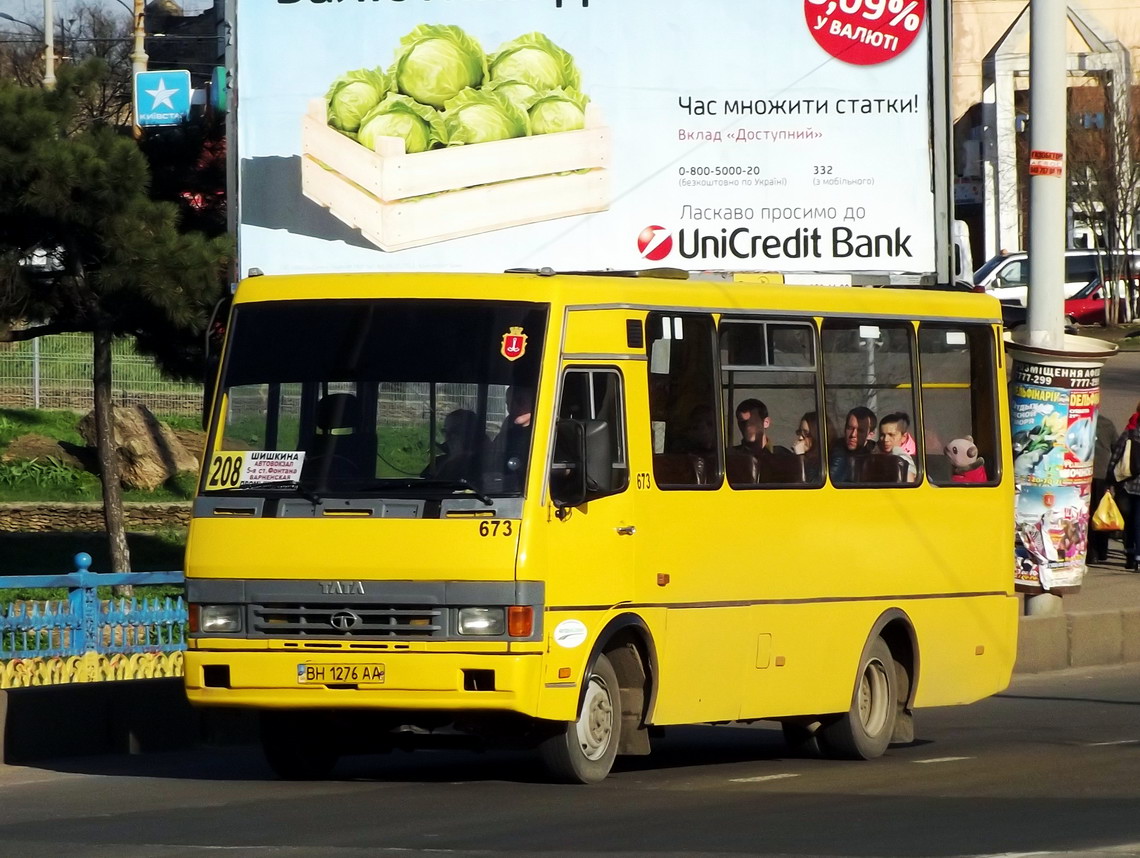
(358, 93, 446, 154)
(442, 88, 529, 145)
(528, 88, 588, 135)
(392, 24, 486, 109)
(484, 78, 540, 113)
(488, 32, 581, 92)
(325, 67, 391, 134)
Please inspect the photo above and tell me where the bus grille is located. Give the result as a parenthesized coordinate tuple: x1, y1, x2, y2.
(250, 603, 443, 638)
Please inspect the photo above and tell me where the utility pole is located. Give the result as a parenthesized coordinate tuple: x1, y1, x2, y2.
(1025, 0, 1066, 351)
(0, 1, 56, 87)
(42, 0, 55, 88)
(131, 0, 148, 137)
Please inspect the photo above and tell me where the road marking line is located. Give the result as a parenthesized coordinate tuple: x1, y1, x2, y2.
(914, 756, 973, 764)
(1085, 739, 1140, 746)
(729, 773, 800, 783)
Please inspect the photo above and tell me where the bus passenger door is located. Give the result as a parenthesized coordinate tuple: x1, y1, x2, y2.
(545, 366, 635, 612)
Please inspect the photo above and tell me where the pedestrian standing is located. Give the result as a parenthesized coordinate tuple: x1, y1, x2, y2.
(1088, 412, 1119, 564)
(1106, 401, 1140, 571)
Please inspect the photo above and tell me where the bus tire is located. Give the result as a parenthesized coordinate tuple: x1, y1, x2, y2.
(260, 711, 339, 780)
(817, 636, 897, 760)
(538, 653, 621, 784)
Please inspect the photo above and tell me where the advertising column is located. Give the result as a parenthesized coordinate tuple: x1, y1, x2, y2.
(1008, 340, 1116, 594)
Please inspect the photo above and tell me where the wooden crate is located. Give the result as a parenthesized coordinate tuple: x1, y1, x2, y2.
(300, 98, 612, 252)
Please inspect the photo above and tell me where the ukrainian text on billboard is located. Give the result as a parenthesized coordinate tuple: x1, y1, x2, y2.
(237, 0, 935, 275)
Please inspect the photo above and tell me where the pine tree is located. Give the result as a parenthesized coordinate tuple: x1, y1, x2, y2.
(0, 61, 232, 574)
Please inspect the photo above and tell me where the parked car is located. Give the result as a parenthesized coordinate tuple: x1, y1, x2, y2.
(1065, 279, 1108, 325)
(1063, 274, 1140, 326)
(1000, 302, 1079, 333)
(974, 248, 1140, 307)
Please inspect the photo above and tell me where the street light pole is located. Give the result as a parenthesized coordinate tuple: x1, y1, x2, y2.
(1025, 0, 1066, 350)
(0, 6, 53, 87)
(42, 0, 55, 88)
(131, 0, 148, 136)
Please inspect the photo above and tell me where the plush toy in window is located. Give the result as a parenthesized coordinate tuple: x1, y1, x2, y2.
(946, 436, 987, 483)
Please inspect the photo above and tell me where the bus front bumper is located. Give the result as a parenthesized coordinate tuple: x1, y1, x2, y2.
(184, 650, 546, 716)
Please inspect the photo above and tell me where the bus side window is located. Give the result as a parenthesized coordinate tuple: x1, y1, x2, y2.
(719, 318, 822, 487)
(647, 312, 721, 488)
(821, 321, 920, 486)
(918, 325, 1000, 485)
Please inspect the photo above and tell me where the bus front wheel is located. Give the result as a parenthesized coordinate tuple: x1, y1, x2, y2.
(818, 637, 897, 760)
(538, 653, 621, 784)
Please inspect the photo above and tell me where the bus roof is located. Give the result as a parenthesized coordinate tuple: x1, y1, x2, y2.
(232, 271, 1002, 322)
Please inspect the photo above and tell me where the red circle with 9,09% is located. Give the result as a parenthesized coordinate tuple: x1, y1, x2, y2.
(804, 0, 926, 66)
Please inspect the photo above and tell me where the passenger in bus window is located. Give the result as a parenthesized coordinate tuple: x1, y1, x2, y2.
(792, 410, 822, 482)
(884, 411, 916, 455)
(427, 409, 488, 482)
(492, 386, 534, 491)
(878, 413, 917, 482)
(732, 398, 771, 460)
(829, 406, 876, 482)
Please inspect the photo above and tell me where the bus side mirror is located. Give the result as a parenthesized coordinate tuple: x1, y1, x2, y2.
(550, 419, 616, 508)
(550, 419, 587, 508)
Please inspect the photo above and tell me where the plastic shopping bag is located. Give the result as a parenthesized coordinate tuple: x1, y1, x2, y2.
(1092, 491, 1125, 532)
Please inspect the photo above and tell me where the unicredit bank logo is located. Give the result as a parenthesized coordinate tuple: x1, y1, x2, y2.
(637, 225, 673, 261)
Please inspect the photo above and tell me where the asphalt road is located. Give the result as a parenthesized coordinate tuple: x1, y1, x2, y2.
(0, 663, 1137, 858)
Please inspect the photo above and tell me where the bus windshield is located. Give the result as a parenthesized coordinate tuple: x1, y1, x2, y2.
(205, 298, 548, 499)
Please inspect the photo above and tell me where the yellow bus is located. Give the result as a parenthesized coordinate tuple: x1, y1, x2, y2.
(184, 270, 1018, 783)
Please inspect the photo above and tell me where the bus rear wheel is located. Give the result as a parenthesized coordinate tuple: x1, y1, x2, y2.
(817, 637, 897, 760)
(260, 710, 339, 780)
(538, 653, 621, 784)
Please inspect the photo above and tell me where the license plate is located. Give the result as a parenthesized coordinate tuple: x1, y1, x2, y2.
(297, 663, 385, 684)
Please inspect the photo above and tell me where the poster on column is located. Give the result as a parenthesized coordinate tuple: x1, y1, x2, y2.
(234, 0, 937, 276)
(1011, 361, 1100, 591)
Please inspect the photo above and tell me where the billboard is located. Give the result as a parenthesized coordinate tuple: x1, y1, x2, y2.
(235, 0, 938, 276)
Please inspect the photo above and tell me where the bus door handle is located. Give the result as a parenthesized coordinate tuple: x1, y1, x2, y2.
(615, 525, 636, 536)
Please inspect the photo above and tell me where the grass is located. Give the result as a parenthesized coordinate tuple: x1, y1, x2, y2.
(0, 407, 201, 503)
(0, 408, 87, 448)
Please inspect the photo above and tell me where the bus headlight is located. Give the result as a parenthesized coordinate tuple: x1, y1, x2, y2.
(457, 607, 505, 636)
(199, 605, 243, 634)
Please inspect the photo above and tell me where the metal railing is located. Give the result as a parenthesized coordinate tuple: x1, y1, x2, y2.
(0, 553, 186, 659)
(0, 332, 204, 415)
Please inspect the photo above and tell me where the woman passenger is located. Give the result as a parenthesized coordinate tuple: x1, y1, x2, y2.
(793, 410, 822, 482)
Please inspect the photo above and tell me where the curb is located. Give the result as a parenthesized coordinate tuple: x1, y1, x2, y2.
(1015, 607, 1140, 673)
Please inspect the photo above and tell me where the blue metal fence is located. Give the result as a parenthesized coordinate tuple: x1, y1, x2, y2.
(0, 553, 186, 659)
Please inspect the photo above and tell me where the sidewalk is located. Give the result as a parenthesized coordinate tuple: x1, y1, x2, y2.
(1015, 540, 1140, 673)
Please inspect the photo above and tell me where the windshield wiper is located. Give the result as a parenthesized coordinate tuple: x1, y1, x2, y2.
(234, 480, 323, 505)
(418, 479, 494, 506)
